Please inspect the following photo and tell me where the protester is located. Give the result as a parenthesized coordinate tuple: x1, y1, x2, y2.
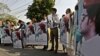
(17, 20, 27, 48)
(41, 14, 49, 50)
(73, 4, 83, 55)
(59, 14, 67, 52)
(47, 8, 59, 53)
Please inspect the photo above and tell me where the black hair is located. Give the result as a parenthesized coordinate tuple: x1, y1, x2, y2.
(62, 14, 65, 17)
(66, 8, 71, 14)
(52, 8, 57, 13)
(27, 22, 30, 25)
(86, 4, 100, 35)
(75, 4, 78, 11)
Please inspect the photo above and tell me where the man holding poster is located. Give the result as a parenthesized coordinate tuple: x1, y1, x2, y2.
(80, 0, 100, 56)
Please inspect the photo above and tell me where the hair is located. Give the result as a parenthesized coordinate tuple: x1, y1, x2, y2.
(62, 14, 65, 17)
(27, 22, 30, 25)
(86, 4, 100, 35)
(18, 20, 23, 23)
(75, 4, 78, 11)
(66, 8, 71, 14)
(52, 8, 57, 13)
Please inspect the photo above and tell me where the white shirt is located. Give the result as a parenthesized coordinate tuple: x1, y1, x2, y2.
(80, 35, 100, 56)
(47, 14, 59, 28)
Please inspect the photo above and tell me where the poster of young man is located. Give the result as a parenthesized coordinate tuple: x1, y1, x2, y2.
(26, 24, 35, 45)
(34, 22, 47, 45)
(1, 28, 12, 44)
(79, 0, 100, 56)
(12, 30, 22, 48)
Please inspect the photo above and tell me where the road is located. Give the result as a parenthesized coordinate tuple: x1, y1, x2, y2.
(0, 44, 68, 56)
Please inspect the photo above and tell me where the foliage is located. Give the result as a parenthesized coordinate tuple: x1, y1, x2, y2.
(0, 2, 11, 13)
(26, 0, 55, 22)
(0, 2, 17, 25)
(0, 13, 17, 25)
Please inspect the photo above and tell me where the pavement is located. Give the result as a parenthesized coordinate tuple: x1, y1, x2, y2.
(0, 43, 68, 56)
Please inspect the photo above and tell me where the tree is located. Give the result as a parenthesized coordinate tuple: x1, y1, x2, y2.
(0, 3, 17, 25)
(26, 0, 55, 22)
(0, 13, 17, 25)
(0, 3, 11, 14)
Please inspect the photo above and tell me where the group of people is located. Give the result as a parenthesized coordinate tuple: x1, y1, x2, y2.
(0, 7, 74, 55)
(0, 0, 100, 56)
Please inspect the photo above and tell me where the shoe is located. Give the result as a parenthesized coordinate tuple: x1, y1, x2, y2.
(48, 49, 54, 51)
(43, 47, 47, 50)
(54, 50, 58, 53)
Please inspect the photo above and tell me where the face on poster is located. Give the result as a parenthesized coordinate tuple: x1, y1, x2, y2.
(78, 0, 100, 56)
(80, 9, 89, 35)
(80, 0, 100, 37)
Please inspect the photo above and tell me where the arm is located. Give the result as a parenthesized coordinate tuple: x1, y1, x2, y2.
(18, 24, 23, 30)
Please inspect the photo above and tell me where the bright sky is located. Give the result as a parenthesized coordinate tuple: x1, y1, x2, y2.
(0, 0, 78, 22)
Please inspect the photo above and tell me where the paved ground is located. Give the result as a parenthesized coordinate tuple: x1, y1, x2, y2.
(0, 43, 68, 56)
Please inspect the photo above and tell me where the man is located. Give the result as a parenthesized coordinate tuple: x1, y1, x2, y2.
(18, 20, 27, 48)
(48, 8, 59, 53)
(80, 0, 100, 56)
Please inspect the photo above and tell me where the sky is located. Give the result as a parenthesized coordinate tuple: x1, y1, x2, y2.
(0, 0, 78, 22)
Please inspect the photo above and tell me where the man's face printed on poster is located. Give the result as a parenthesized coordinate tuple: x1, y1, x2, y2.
(80, 9, 89, 34)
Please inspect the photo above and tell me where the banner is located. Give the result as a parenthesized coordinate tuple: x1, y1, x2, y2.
(1, 28, 12, 44)
(34, 22, 47, 45)
(25, 24, 35, 45)
(25, 22, 47, 45)
(12, 31, 22, 48)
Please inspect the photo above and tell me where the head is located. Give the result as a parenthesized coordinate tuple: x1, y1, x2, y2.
(66, 8, 71, 14)
(18, 20, 23, 24)
(52, 8, 57, 15)
(62, 14, 65, 18)
(6, 20, 11, 25)
(75, 4, 78, 11)
(81, 0, 100, 35)
(43, 14, 47, 20)
(31, 17, 36, 24)
(10, 22, 14, 27)
(27, 22, 30, 25)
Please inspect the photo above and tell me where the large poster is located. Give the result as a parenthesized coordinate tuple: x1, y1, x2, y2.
(77, 0, 100, 56)
(25, 24, 35, 45)
(34, 22, 47, 45)
(26, 22, 47, 45)
(1, 28, 12, 44)
(12, 30, 22, 48)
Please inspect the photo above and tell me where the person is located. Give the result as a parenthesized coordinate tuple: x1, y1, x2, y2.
(48, 8, 59, 53)
(80, 0, 100, 56)
(18, 20, 26, 30)
(41, 14, 49, 50)
(17, 20, 27, 48)
(64, 8, 72, 49)
(59, 14, 67, 52)
(73, 4, 83, 55)
(4, 20, 11, 36)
